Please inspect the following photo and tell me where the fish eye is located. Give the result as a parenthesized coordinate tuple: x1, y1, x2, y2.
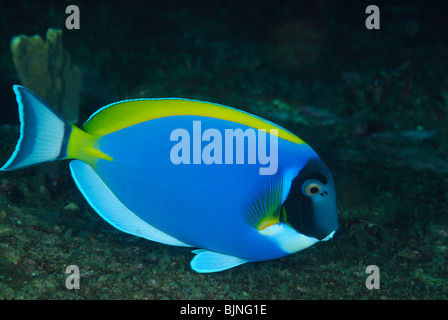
(302, 179, 323, 197)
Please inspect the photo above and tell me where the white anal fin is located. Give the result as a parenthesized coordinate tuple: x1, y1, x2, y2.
(70, 160, 191, 247)
(190, 249, 249, 273)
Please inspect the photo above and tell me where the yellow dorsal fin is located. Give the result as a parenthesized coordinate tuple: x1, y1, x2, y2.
(82, 98, 304, 144)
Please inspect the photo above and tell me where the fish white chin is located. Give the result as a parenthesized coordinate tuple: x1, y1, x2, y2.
(259, 223, 319, 254)
(321, 230, 336, 242)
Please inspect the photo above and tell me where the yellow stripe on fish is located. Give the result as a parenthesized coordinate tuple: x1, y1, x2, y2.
(82, 98, 305, 145)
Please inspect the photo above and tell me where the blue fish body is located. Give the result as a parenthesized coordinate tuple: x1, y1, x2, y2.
(1, 86, 339, 272)
(97, 116, 315, 261)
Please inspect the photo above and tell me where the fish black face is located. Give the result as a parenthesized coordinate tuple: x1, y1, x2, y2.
(283, 157, 339, 240)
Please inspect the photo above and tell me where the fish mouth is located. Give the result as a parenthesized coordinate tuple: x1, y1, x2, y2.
(320, 230, 336, 242)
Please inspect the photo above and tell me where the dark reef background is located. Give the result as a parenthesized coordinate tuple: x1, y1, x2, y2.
(0, 0, 447, 299)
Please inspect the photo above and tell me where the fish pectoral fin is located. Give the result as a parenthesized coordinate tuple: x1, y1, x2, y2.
(190, 250, 249, 273)
(243, 167, 284, 231)
(69, 160, 192, 247)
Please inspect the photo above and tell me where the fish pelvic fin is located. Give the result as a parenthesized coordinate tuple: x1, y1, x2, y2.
(0, 85, 111, 172)
(190, 249, 249, 273)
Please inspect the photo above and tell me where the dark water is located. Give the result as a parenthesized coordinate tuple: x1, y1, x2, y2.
(0, 0, 447, 301)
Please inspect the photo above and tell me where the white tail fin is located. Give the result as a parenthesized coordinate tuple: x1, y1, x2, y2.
(0, 85, 71, 171)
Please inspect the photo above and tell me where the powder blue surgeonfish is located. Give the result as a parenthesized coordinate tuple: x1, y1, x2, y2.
(1, 86, 339, 273)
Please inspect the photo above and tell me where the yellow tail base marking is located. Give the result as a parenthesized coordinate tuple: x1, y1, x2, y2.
(66, 125, 113, 167)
